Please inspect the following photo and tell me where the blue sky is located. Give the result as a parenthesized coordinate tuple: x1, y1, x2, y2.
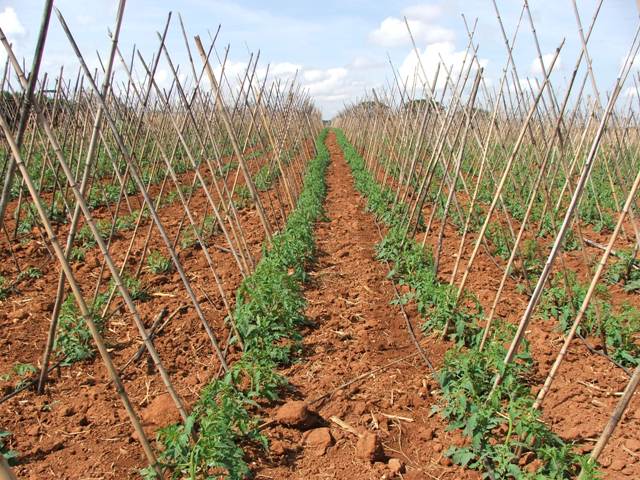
(0, 0, 638, 118)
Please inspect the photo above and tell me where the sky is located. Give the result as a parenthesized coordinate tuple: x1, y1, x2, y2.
(0, 0, 638, 119)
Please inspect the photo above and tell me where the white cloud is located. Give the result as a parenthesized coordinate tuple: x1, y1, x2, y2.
(211, 59, 251, 87)
(370, 17, 414, 47)
(269, 61, 300, 78)
(153, 67, 187, 92)
(208, 60, 300, 89)
(369, 4, 454, 48)
(0, 7, 25, 36)
(185, 44, 384, 118)
(297, 62, 385, 117)
(349, 55, 385, 70)
(303, 69, 326, 82)
(530, 53, 562, 76)
(399, 41, 486, 92)
(0, 6, 26, 63)
(303, 67, 349, 96)
(203, 60, 371, 118)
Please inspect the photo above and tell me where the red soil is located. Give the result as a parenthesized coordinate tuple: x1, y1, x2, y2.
(255, 132, 639, 479)
(0, 152, 295, 478)
(376, 148, 640, 478)
(418, 193, 640, 477)
(0, 130, 637, 479)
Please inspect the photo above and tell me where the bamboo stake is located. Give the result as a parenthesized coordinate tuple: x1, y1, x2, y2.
(490, 26, 640, 395)
(0, 86, 161, 478)
(37, 0, 127, 394)
(447, 41, 564, 335)
(0, 0, 54, 229)
(54, 8, 229, 373)
(534, 161, 640, 408)
(581, 363, 640, 474)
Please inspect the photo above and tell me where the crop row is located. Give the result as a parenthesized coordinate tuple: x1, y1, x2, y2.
(143, 128, 330, 479)
(336, 129, 601, 479)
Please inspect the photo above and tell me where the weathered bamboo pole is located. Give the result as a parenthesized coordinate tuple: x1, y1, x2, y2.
(490, 26, 640, 394)
(0, 0, 54, 229)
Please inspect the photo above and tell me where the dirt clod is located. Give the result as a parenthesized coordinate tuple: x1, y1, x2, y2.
(275, 401, 322, 430)
(356, 432, 384, 463)
(303, 427, 333, 455)
(388, 458, 404, 475)
(62, 406, 75, 417)
(270, 439, 286, 456)
(141, 394, 180, 431)
(624, 438, 640, 452)
(611, 458, 626, 471)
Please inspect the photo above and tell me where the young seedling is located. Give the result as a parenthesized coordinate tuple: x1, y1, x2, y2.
(0, 276, 9, 300)
(0, 430, 17, 466)
(146, 250, 173, 274)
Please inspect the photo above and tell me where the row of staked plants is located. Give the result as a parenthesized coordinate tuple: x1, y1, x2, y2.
(335, 128, 600, 480)
(6, 151, 288, 363)
(7, 140, 269, 245)
(370, 136, 624, 240)
(233, 148, 298, 208)
(539, 270, 640, 368)
(0, 126, 268, 202)
(142, 128, 330, 479)
(4, 152, 288, 371)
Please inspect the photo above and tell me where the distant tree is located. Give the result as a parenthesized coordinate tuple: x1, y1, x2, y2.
(403, 97, 443, 114)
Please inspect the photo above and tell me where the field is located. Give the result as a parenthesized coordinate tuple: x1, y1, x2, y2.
(0, 2, 639, 480)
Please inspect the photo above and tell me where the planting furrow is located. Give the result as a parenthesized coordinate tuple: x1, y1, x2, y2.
(254, 130, 477, 480)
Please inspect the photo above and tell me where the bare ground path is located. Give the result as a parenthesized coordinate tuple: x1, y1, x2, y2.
(254, 131, 479, 480)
